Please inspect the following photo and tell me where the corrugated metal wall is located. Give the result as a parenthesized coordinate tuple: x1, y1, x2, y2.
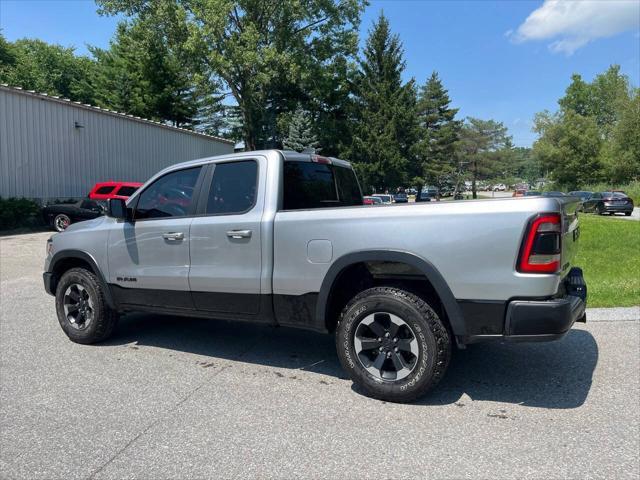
(0, 86, 234, 199)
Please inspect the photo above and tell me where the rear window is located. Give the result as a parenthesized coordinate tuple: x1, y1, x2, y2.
(282, 161, 362, 210)
(116, 186, 138, 197)
(95, 186, 114, 195)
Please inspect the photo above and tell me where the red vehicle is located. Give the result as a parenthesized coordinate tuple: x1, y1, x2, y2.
(88, 181, 142, 200)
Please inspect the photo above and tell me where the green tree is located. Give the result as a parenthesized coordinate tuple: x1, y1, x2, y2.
(532, 110, 603, 190)
(91, 10, 205, 127)
(534, 65, 637, 187)
(0, 37, 99, 104)
(0, 33, 16, 69)
(282, 105, 319, 152)
(558, 73, 592, 117)
(97, 0, 365, 150)
(459, 117, 509, 198)
(346, 13, 418, 192)
(414, 71, 461, 191)
(608, 91, 640, 183)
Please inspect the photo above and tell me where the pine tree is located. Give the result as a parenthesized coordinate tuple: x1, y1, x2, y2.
(346, 13, 418, 192)
(283, 106, 319, 153)
(415, 72, 461, 192)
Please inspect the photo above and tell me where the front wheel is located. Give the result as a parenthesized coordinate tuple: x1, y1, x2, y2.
(55, 268, 118, 344)
(335, 287, 451, 403)
(625, 212, 632, 216)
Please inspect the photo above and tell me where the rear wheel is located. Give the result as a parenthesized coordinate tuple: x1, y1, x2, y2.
(596, 204, 605, 215)
(55, 268, 118, 344)
(335, 287, 451, 403)
(53, 214, 71, 231)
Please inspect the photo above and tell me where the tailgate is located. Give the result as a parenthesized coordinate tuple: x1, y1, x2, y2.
(560, 197, 581, 277)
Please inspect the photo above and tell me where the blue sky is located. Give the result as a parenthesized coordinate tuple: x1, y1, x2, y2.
(1, 0, 639, 147)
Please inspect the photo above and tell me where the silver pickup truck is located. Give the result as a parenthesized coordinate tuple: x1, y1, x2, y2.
(43, 150, 587, 402)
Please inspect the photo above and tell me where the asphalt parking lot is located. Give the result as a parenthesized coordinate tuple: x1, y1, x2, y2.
(1, 232, 638, 479)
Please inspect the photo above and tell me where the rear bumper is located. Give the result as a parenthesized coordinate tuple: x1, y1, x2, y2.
(603, 204, 633, 213)
(462, 267, 587, 344)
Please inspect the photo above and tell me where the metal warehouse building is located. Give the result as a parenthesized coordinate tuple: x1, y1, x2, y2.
(0, 85, 234, 200)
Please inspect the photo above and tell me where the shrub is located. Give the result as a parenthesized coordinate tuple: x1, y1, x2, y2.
(0, 197, 44, 230)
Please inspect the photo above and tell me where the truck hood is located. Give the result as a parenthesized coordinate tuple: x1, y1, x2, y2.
(63, 215, 109, 233)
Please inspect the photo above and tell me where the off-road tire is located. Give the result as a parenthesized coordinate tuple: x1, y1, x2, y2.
(55, 268, 118, 344)
(335, 287, 451, 403)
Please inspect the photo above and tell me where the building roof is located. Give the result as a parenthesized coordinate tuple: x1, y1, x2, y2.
(0, 84, 235, 145)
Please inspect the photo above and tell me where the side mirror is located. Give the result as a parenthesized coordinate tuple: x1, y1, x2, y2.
(107, 198, 130, 221)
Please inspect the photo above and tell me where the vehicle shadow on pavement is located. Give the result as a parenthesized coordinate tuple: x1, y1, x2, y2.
(103, 313, 346, 378)
(418, 328, 598, 409)
(105, 314, 597, 408)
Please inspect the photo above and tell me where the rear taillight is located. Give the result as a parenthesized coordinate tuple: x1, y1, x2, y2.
(518, 213, 561, 274)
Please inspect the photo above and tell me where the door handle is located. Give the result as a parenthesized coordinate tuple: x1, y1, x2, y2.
(226, 229, 252, 239)
(162, 232, 184, 241)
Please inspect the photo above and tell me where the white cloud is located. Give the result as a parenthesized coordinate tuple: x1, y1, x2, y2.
(509, 0, 640, 55)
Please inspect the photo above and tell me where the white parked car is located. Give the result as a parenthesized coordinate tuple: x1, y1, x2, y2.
(493, 183, 507, 192)
(372, 194, 394, 204)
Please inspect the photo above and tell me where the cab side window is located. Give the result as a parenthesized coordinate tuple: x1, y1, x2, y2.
(134, 167, 201, 219)
(205, 161, 258, 215)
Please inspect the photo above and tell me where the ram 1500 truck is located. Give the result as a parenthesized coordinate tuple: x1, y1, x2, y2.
(43, 150, 587, 402)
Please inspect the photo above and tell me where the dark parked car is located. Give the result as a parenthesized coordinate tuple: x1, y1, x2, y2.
(43, 199, 105, 231)
(568, 191, 593, 202)
(415, 191, 433, 202)
(582, 192, 634, 216)
(394, 192, 408, 203)
(541, 191, 566, 198)
(524, 191, 542, 196)
(416, 186, 438, 202)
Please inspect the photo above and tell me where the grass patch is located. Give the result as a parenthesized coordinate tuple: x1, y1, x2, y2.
(575, 214, 640, 307)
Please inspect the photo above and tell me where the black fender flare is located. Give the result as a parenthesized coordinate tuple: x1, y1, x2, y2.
(315, 250, 466, 336)
(49, 250, 116, 309)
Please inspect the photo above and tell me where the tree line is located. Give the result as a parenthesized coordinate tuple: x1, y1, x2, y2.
(1, 0, 636, 194)
(533, 65, 639, 190)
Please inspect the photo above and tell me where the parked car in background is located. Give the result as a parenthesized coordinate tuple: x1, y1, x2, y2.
(568, 191, 593, 202)
(88, 181, 142, 200)
(493, 183, 506, 192)
(43, 199, 105, 232)
(416, 186, 438, 202)
(512, 189, 527, 197)
(393, 192, 408, 203)
(372, 194, 394, 204)
(363, 196, 383, 205)
(542, 191, 566, 198)
(415, 191, 431, 202)
(582, 192, 634, 216)
(524, 191, 542, 196)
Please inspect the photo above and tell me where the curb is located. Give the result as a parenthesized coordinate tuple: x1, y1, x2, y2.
(585, 306, 640, 322)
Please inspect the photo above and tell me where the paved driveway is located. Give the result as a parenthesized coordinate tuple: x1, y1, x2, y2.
(1, 232, 638, 479)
